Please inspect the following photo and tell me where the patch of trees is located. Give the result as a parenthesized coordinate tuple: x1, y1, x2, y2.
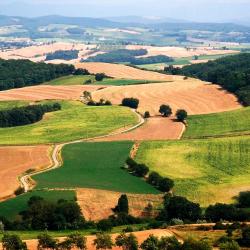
(87, 99, 112, 106)
(121, 98, 139, 109)
(164, 53, 250, 106)
(159, 104, 188, 121)
(0, 59, 75, 91)
(83, 49, 173, 65)
(46, 50, 79, 61)
(125, 158, 174, 193)
(0, 103, 61, 127)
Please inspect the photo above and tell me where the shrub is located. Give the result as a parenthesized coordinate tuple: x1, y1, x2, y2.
(74, 68, 90, 75)
(182, 238, 212, 250)
(95, 73, 106, 81)
(159, 104, 172, 117)
(2, 234, 27, 250)
(170, 218, 184, 225)
(219, 241, 240, 250)
(158, 177, 174, 192)
(97, 219, 113, 232)
(176, 109, 188, 122)
(14, 187, 25, 196)
(122, 98, 139, 109)
(144, 111, 150, 118)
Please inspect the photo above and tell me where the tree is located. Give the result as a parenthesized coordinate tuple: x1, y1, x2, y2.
(95, 73, 106, 81)
(37, 233, 58, 250)
(93, 233, 113, 250)
(237, 191, 250, 208)
(115, 233, 138, 250)
(133, 164, 149, 177)
(57, 239, 72, 250)
(159, 105, 172, 117)
(158, 236, 181, 250)
(114, 194, 129, 214)
(219, 241, 240, 250)
(2, 234, 27, 250)
(176, 109, 187, 122)
(140, 235, 159, 250)
(144, 111, 150, 118)
(67, 233, 87, 250)
(147, 172, 162, 186)
(122, 98, 139, 109)
(97, 219, 113, 232)
(182, 238, 212, 250)
(158, 177, 174, 192)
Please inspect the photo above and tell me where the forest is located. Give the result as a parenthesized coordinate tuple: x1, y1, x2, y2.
(46, 50, 79, 61)
(164, 53, 250, 106)
(0, 59, 75, 91)
(84, 49, 173, 64)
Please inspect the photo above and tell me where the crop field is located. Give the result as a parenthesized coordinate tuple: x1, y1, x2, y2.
(136, 136, 250, 206)
(184, 107, 250, 139)
(44, 75, 95, 85)
(92, 78, 241, 116)
(93, 78, 160, 86)
(0, 101, 138, 145)
(0, 100, 28, 110)
(0, 145, 52, 199)
(33, 141, 159, 194)
(0, 190, 75, 220)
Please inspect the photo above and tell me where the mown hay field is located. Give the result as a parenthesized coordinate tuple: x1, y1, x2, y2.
(184, 107, 250, 139)
(0, 190, 75, 220)
(136, 136, 250, 206)
(0, 101, 138, 145)
(33, 142, 159, 194)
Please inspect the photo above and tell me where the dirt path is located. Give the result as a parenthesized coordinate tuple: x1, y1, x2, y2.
(19, 110, 145, 192)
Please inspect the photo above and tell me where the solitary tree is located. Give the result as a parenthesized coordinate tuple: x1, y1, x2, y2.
(37, 233, 58, 250)
(68, 233, 87, 250)
(93, 233, 113, 250)
(159, 105, 172, 117)
(176, 109, 187, 122)
(122, 98, 139, 109)
(114, 194, 129, 214)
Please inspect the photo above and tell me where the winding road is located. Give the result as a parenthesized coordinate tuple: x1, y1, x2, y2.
(20, 109, 146, 192)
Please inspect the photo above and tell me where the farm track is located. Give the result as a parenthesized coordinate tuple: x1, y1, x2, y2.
(19, 109, 145, 192)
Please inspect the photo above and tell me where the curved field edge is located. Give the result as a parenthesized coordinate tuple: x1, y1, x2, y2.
(135, 136, 250, 207)
(183, 107, 250, 139)
(32, 141, 160, 194)
(0, 101, 138, 145)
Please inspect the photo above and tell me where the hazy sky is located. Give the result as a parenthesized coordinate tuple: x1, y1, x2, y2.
(0, 0, 250, 22)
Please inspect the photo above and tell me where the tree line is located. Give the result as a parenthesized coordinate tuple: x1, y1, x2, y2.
(0, 59, 75, 91)
(164, 53, 250, 106)
(0, 103, 61, 127)
(83, 49, 174, 65)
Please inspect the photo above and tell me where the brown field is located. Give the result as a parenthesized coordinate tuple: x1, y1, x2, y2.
(76, 62, 173, 81)
(92, 78, 241, 115)
(0, 85, 105, 101)
(0, 145, 51, 200)
(77, 188, 164, 221)
(93, 117, 184, 141)
(0, 42, 97, 62)
(10, 229, 173, 250)
(126, 45, 239, 58)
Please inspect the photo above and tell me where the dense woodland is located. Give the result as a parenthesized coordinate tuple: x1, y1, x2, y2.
(84, 49, 173, 64)
(0, 59, 75, 91)
(0, 103, 61, 127)
(164, 53, 250, 106)
(46, 50, 79, 61)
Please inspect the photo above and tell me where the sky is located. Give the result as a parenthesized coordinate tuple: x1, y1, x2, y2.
(0, 0, 250, 23)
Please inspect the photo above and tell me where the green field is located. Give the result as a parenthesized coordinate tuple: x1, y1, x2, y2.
(184, 107, 250, 139)
(0, 190, 75, 220)
(44, 75, 95, 85)
(136, 137, 250, 206)
(44, 75, 159, 86)
(33, 141, 159, 194)
(0, 101, 28, 110)
(0, 101, 138, 145)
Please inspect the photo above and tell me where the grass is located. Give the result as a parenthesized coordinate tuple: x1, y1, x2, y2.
(33, 141, 159, 194)
(0, 101, 28, 110)
(0, 224, 148, 240)
(136, 136, 250, 206)
(0, 101, 138, 145)
(183, 107, 250, 139)
(44, 75, 95, 85)
(44, 75, 160, 86)
(0, 190, 75, 220)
